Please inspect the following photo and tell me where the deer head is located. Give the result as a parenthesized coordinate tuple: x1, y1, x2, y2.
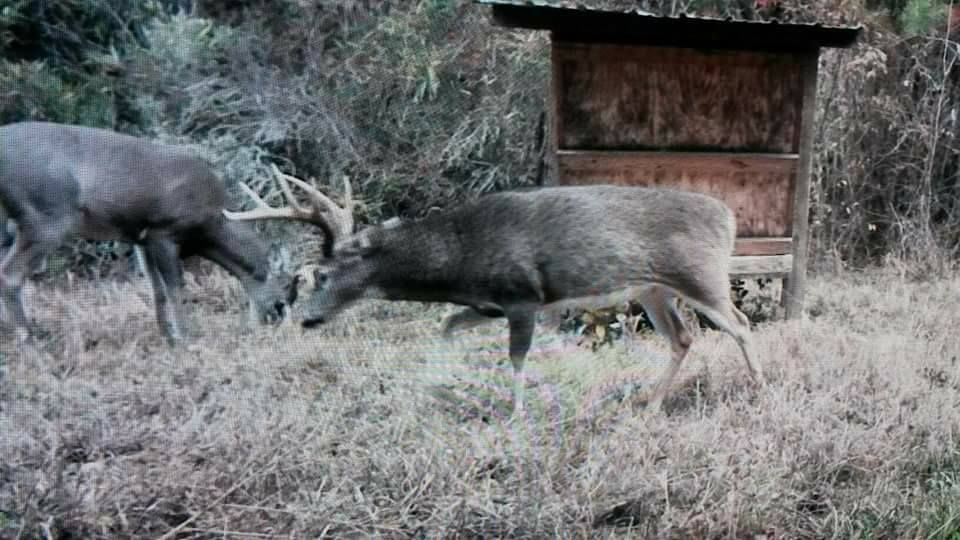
(256, 242, 299, 324)
(298, 230, 381, 328)
(223, 164, 358, 320)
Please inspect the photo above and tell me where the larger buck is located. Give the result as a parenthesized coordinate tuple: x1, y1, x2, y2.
(0, 121, 349, 344)
(230, 173, 767, 414)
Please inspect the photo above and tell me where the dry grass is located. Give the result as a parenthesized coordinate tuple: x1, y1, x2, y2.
(1, 265, 959, 539)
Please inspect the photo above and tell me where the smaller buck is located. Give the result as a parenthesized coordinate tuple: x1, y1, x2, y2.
(239, 179, 766, 414)
(0, 121, 345, 344)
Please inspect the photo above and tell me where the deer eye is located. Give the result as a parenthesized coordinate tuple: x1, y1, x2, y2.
(313, 268, 328, 286)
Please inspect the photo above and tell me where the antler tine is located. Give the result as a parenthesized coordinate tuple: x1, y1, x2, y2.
(223, 164, 357, 252)
(222, 178, 302, 221)
(333, 174, 354, 238)
(270, 166, 355, 238)
(236, 181, 268, 208)
(268, 163, 307, 214)
(272, 167, 341, 211)
(341, 175, 354, 235)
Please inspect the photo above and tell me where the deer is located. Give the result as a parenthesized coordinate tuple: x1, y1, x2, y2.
(0, 120, 349, 345)
(228, 174, 767, 415)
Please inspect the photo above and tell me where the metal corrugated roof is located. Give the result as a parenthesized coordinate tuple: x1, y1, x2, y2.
(478, 0, 659, 16)
(475, 0, 862, 50)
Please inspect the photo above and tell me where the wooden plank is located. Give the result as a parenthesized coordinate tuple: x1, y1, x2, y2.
(730, 255, 793, 277)
(555, 43, 802, 67)
(782, 51, 820, 320)
(557, 150, 800, 167)
(557, 151, 798, 237)
(554, 44, 805, 153)
(734, 237, 793, 256)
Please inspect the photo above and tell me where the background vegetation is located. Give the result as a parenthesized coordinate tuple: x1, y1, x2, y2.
(4, 0, 959, 274)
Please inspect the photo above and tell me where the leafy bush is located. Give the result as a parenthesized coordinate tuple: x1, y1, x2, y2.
(3, 0, 960, 280)
(810, 6, 960, 272)
(0, 60, 116, 126)
(325, 0, 549, 217)
(0, 0, 161, 127)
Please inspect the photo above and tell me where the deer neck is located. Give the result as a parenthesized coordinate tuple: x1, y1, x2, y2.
(371, 220, 465, 303)
(199, 219, 274, 288)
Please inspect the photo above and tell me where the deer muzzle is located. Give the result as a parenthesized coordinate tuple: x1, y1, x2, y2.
(301, 316, 325, 329)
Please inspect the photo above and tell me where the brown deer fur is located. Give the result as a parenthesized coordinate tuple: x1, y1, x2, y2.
(298, 184, 765, 413)
(0, 121, 296, 344)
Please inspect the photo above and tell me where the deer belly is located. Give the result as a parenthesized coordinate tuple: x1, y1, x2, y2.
(76, 208, 138, 242)
(543, 285, 657, 313)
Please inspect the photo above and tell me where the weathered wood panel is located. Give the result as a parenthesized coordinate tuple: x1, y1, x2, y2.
(555, 43, 804, 153)
(653, 52, 803, 152)
(557, 56, 655, 149)
(734, 237, 793, 256)
(731, 255, 793, 277)
(557, 150, 797, 238)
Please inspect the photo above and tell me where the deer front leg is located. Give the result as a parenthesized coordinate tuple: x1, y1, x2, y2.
(505, 304, 537, 414)
(137, 238, 187, 345)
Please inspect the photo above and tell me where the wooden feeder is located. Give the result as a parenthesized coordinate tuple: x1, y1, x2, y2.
(476, 0, 861, 319)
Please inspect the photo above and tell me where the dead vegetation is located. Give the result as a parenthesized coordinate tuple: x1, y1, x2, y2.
(1, 264, 958, 539)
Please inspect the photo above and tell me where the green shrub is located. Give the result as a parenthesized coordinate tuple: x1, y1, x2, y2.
(0, 60, 116, 126)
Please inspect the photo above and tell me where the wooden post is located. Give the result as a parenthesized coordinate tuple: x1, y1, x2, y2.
(782, 50, 820, 320)
(545, 37, 562, 186)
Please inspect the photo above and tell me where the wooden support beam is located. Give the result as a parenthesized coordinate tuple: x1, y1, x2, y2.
(545, 38, 562, 186)
(782, 51, 820, 320)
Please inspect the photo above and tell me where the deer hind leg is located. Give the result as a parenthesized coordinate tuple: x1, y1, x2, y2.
(682, 277, 765, 388)
(441, 303, 504, 340)
(137, 236, 186, 344)
(504, 304, 537, 414)
(641, 286, 694, 413)
(0, 216, 72, 341)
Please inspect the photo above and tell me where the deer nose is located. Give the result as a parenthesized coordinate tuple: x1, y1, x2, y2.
(272, 302, 286, 320)
(301, 317, 324, 329)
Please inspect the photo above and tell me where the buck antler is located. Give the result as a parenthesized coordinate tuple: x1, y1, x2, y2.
(224, 164, 355, 256)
